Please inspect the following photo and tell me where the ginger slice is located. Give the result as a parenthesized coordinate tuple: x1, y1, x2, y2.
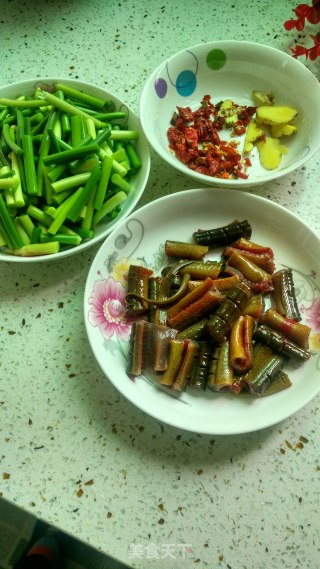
(252, 90, 274, 106)
(270, 124, 298, 138)
(243, 120, 265, 153)
(257, 137, 288, 170)
(256, 105, 298, 126)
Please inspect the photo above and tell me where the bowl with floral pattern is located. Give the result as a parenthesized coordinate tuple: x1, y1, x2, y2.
(140, 40, 320, 188)
(84, 188, 320, 435)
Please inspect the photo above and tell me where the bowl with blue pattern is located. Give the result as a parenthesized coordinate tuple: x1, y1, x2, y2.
(140, 41, 320, 188)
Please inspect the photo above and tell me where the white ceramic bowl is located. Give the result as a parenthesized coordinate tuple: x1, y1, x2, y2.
(140, 40, 320, 188)
(84, 188, 320, 434)
(0, 78, 150, 262)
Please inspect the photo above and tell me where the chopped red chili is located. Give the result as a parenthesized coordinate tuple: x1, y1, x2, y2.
(167, 95, 256, 180)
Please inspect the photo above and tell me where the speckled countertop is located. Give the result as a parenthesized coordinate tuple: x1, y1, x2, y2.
(1, 1, 320, 568)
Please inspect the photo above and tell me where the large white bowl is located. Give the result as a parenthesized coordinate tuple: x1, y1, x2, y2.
(84, 188, 320, 434)
(140, 40, 320, 188)
(0, 78, 150, 262)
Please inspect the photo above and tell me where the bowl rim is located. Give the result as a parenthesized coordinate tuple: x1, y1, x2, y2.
(139, 40, 320, 188)
(0, 77, 151, 263)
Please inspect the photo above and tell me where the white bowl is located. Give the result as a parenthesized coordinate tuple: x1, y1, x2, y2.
(0, 78, 150, 262)
(84, 188, 320, 434)
(140, 40, 320, 188)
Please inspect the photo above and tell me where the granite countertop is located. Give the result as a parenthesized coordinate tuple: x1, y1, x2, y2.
(1, 1, 319, 568)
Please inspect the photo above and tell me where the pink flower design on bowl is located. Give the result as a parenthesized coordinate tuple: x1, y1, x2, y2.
(88, 277, 131, 340)
(302, 298, 320, 331)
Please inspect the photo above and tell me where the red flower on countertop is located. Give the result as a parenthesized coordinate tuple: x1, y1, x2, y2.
(284, 1, 320, 31)
(290, 32, 320, 59)
(284, 1, 320, 59)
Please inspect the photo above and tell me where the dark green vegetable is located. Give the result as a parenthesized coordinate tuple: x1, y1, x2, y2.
(0, 170, 19, 189)
(110, 129, 139, 141)
(39, 231, 81, 246)
(10, 242, 60, 256)
(94, 111, 127, 121)
(43, 143, 100, 166)
(0, 84, 143, 255)
(55, 90, 71, 137)
(22, 134, 38, 195)
(91, 191, 127, 226)
(49, 187, 84, 234)
(0, 194, 23, 248)
(111, 172, 131, 193)
(0, 98, 46, 108)
(0, 147, 10, 168)
(66, 165, 101, 224)
(93, 154, 112, 211)
(40, 91, 103, 128)
(0, 219, 14, 248)
(0, 168, 15, 179)
(125, 142, 142, 172)
(93, 125, 112, 146)
(2, 123, 23, 155)
(55, 82, 107, 110)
